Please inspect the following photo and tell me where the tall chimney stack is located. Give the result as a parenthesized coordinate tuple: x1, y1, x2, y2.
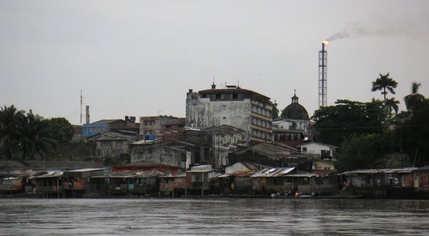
(318, 41, 328, 108)
(85, 105, 90, 124)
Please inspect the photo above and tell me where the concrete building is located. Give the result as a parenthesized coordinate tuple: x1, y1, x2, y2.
(296, 142, 337, 160)
(83, 117, 139, 138)
(273, 91, 312, 147)
(130, 142, 188, 168)
(140, 116, 185, 141)
(86, 131, 138, 162)
(186, 83, 273, 144)
(201, 124, 248, 169)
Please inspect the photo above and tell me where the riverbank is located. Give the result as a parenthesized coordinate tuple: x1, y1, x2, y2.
(2, 190, 427, 199)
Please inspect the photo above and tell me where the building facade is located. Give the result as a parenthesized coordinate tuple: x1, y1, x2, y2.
(140, 116, 185, 141)
(186, 83, 272, 144)
(83, 117, 139, 138)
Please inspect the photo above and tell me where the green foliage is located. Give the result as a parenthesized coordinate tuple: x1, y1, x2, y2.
(0, 105, 73, 161)
(71, 156, 85, 162)
(47, 117, 74, 143)
(103, 154, 120, 166)
(312, 99, 386, 146)
(15, 113, 57, 160)
(0, 105, 25, 159)
(385, 97, 400, 116)
(271, 100, 279, 120)
(384, 153, 412, 168)
(371, 73, 398, 102)
(77, 142, 91, 156)
(395, 99, 429, 166)
(336, 133, 393, 171)
(404, 82, 425, 113)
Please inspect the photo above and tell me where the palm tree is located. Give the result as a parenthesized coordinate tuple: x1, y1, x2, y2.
(371, 73, 398, 104)
(0, 105, 25, 159)
(15, 113, 56, 160)
(404, 82, 425, 113)
(385, 97, 400, 115)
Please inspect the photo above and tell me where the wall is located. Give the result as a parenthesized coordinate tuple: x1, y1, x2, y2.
(96, 139, 129, 157)
(186, 95, 252, 131)
(300, 143, 333, 158)
(314, 160, 335, 171)
(83, 123, 108, 137)
(131, 144, 182, 166)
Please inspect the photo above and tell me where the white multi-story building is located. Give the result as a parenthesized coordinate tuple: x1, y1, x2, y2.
(186, 83, 272, 144)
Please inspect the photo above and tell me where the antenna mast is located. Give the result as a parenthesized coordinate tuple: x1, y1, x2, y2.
(80, 90, 83, 125)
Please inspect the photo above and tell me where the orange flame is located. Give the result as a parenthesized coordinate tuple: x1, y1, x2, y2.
(322, 40, 329, 45)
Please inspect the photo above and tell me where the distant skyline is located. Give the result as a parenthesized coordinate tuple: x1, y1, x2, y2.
(1, 1, 429, 125)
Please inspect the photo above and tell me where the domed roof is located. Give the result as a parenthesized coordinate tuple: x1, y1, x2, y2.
(281, 91, 309, 120)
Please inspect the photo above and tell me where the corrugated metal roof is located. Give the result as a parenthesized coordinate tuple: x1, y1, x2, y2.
(236, 143, 297, 159)
(92, 170, 165, 179)
(187, 169, 213, 173)
(159, 172, 187, 178)
(116, 161, 180, 169)
(341, 168, 417, 175)
(65, 168, 106, 173)
(36, 171, 64, 178)
(413, 165, 429, 172)
(286, 174, 318, 178)
(190, 165, 212, 171)
(251, 167, 295, 178)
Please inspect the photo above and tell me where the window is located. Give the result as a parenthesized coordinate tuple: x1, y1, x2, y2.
(302, 147, 307, 153)
(298, 177, 310, 185)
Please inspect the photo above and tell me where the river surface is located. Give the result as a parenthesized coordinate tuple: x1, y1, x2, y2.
(0, 198, 428, 235)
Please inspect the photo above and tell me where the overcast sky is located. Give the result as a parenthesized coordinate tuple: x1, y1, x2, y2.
(1, 1, 429, 125)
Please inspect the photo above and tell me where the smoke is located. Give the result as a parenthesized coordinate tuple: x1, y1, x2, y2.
(326, 14, 427, 42)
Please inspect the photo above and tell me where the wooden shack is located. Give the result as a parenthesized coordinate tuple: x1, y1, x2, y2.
(0, 176, 24, 195)
(413, 166, 429, 192)
(35, 172, 64, 198)
(87, 171, 163, 197)
(251, 167, 296, 195)
(159, 172, 187, 197)
(284, 173, 338, 196)
(185, 165, 213, 196)
(62, 168, 105, 198)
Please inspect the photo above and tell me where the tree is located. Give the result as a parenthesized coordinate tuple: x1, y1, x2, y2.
(47, 117, 74, 143)
(103, 153, 120, 166)
(404, 82, 425, 113)
(336, 133, 393, 171)
(0, 105, 25, 159)
(271, 100, 279, 120)
(385, 97, 400, 115)
(312, 99, 386, 146)
(397, 99, 429, 167)
(371, 73, 398, 105)
(15, 113, 56, 160)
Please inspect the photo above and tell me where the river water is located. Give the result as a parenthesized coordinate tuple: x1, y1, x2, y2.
(0, 198, 428, 235)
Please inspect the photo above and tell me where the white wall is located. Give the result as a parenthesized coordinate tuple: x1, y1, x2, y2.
(299, 143, 333, 157)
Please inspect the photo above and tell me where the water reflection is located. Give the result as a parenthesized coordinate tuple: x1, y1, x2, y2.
(1, 198, 428, 235)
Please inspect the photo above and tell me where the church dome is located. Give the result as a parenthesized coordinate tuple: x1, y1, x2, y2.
(281, 91, 309, 120)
